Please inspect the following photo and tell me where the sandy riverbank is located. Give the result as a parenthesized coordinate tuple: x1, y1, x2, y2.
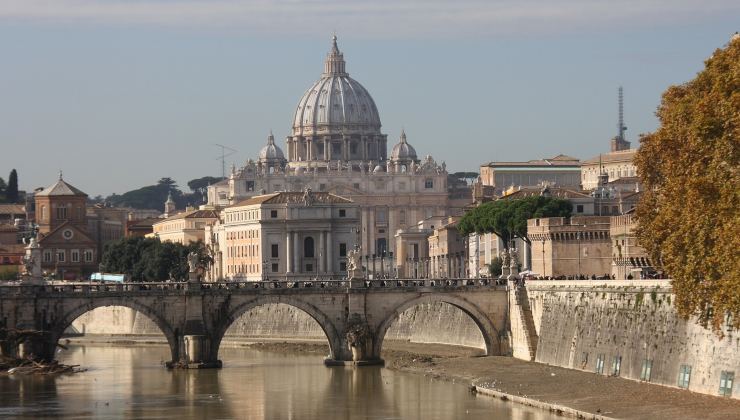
(66, 336, 740, 419)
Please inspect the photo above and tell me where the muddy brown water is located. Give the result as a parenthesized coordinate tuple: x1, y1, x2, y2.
(0, 344, 559, 419)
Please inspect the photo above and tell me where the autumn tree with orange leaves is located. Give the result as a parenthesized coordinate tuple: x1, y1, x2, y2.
(635, 34, 739, 331)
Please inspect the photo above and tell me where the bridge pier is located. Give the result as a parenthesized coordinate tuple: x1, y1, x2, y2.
(165, 335, 222, 369)
(324, 299, 384, 366)
(17, 332, 56, 362)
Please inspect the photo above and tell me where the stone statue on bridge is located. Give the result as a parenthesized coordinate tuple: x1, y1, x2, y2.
(21, 236, 43, 284)
(187, 252, 199, 273)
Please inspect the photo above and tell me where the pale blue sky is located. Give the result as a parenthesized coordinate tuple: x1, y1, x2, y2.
(0, 1, 737, 196)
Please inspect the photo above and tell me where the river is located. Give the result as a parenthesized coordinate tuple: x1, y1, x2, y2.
(0, 344, 558, 419)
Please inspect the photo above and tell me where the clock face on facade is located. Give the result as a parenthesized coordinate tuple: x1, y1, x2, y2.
(62, 229, 74, 240)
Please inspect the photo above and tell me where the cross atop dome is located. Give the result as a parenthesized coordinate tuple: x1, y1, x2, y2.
(323, 34, 347, 76)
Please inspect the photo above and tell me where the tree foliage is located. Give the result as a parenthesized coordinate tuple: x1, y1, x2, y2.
(634, 36, 740, 331)
(187, 176, 223, 194)
(101, 237, 211, 281)
(5, 170, 19, 203)
(104, 176, 216, 210)
(458, 196, 572, 247)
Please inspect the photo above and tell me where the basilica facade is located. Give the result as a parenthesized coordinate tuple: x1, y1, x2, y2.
(208, 36, 461, 266)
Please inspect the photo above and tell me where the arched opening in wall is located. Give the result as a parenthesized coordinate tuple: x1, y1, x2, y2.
(220, 303, 331, 360)
(380, 301, 488, 358)
(59, 305, 173, 366)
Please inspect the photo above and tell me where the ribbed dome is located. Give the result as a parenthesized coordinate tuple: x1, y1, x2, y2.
(259, 132, 286, 162)
(390, 129, 417, 162)
(292, 36, 381, 136)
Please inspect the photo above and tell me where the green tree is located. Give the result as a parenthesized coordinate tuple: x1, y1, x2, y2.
(106, 177, 183, 211)
(488, 257, 503, 277)
(187, 176, 223, 194)
(634, 35, 740, 331)
(458, 196, 572, 248)
(101, 237, 211, 281)
(0, 176, 6, 202)
(7, 169, 18, 203)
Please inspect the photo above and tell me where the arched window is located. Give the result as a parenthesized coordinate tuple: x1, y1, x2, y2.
(304, 237, 315, 258)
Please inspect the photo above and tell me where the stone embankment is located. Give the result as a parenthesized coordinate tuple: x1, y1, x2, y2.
(520, 280, 739, 399)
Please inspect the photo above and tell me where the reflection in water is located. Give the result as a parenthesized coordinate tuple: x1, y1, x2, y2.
(0, 344, 555, 419)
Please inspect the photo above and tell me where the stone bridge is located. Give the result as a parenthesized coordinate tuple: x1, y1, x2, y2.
(0, 279, 509, 368)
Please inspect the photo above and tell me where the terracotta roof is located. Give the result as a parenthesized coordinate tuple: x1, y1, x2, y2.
(607, 176, 641, 185)
(159, 209, 220, 222)
(229, 192, 353, 208)
(583, 149, 637, 165)
(36, 178, 87, 197)
(0, 224, 19, 232)
(483, 155, 581, 168)
(0, 204, 25, 215)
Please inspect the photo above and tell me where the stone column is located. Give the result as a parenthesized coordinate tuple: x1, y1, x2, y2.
(319, 231, 326, 273)
(326, 231, 333, 274)
(286, 231, 292, 273)
(293, 231, 300, 274)
(306, 137, 312, 160)
(324, 137, 330, 160)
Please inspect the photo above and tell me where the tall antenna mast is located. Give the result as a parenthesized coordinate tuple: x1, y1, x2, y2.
(618, 86, 626, 141)
(214, 144, 238, 179)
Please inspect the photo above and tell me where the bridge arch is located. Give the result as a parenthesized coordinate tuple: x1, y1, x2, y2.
(373, 294, 500, 357)
(214, 295, 344, 361)
(51, 298, 179, 362)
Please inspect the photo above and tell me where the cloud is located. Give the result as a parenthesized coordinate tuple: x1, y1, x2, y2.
(0, 0, 737, 37)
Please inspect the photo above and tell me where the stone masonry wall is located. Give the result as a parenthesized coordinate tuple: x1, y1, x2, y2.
(522, 280, 739, 399)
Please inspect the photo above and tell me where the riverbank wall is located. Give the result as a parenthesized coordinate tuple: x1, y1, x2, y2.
(517, 280, 738, 399)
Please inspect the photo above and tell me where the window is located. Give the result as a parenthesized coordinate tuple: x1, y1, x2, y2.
(399, 210, 406, 225)
(376, 238, 387, 255)
(376, 209, 387, 222)
(340, 261, 347, 271)
(719, 371, 734, 397)
(57, 251, 65, 262)
(595, 354, 605, 374)
(339, 243, 347, 257)
(640, 359, 653, 381)
(339, 209, 346, 217)
(271, 244, 279, 258)
(350, 142, 358, 154)
(611, 206, 618, 215)
(43, 250, 52, 263)
(612, 356, 622, 376)
(306, 263, 313, 272)
(272, 263, 279, 273)
(84, 249, 93, 262)
(71, 250, 80, 263)
(576, 204, 584, 213)
(304, 237, 315, 258)
(678, 365, 691, 389)
(425, 179, 434, 189)
(56, 206, 68, 220)
(246, 181, 255, 192)
(271, 210, 278, 218)
(353, 183, 360, 190)
(319, 184, 326, 191)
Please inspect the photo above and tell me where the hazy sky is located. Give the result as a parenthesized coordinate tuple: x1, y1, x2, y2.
(1, 1, 738, 196)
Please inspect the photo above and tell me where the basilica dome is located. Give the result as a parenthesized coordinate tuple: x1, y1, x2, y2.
(390, 129, 418, 162)
(259, 132, 286, 162)
(292, 36, 381, 137)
